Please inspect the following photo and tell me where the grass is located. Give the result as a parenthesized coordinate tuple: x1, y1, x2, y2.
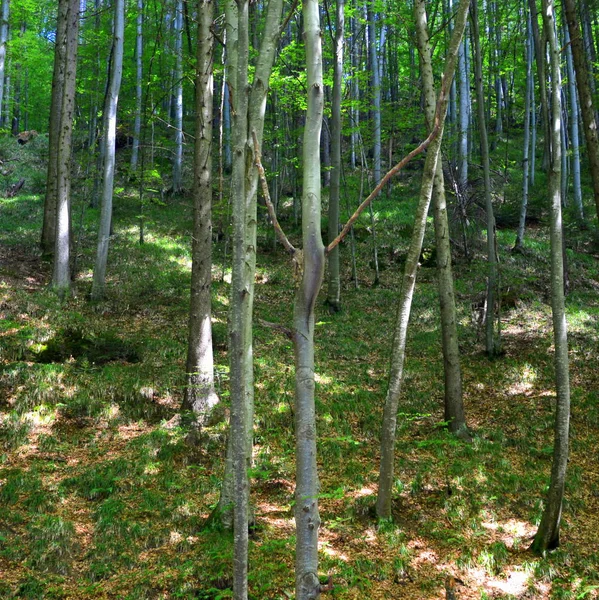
(1, 135, 599, 598)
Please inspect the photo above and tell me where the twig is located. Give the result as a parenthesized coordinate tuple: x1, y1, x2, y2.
(326, 76, 450, 255)
(278, 0, 300, 37)
(258, 319, 293, 339)
(251, 130, 297, 256)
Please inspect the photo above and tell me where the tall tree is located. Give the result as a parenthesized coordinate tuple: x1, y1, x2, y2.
(0, 0, 9, 129)
(51, 0, 80, 298)
(182, 0, 218, 427)
(562, 0, 596, 220)
(91, 0, 125, 301)
(130, 0, 143, 172)
(471, 0, 498, 356)
(531, 0, 571, 554)
(326, 0, 344, 313)
(172, 0, 184, 193)
(293, 0, 325, 594)
(376, 0, 471, 520)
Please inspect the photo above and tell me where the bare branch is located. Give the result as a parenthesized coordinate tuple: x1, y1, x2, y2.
(326, 78, 449, 255)
(251, 129, 297, 256)
(278, 0, 300, 37)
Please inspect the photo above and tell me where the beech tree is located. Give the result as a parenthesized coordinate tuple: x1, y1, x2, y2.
(531, 0, 571, 553)
(50, 0, 80, 298)
(182, 0, 218, 427)
(91, 0, 125, 301)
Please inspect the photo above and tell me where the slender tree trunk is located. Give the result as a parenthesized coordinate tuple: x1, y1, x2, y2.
(471, 0, 498, 356)
(294, 0, 325, 594)
(172, 0, 184, 193)
(182, 0, 218, 426)
(41, 1, 68, 256)
(564, 25, 583, 222)
(215, 0, 284, 530)
(0, 0, 9, 129)
(418, 3, 468, 439)
(457, 35, 469, 189)
(227, 0, 250, 593)
(376, 0, 471, 520)
(515, 11, 533, 249)
(131, 0, 143, 172)
(368, 4, 381, 188)
(52, 0, 80, 299)
(91, 0, 125, 301)
(532, 0, 571, 553)
(562, 0, 599, 220)
(326, 0, 344, 312)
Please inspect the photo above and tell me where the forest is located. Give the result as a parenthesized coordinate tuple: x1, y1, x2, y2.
(1, 0, 599, 597)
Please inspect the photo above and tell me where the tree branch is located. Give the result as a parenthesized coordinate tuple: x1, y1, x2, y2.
(326, 75, 450, 255)
(251, 130, 297, 256)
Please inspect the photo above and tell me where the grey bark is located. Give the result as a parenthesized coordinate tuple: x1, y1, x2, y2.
(216, 0, 284, 528)
(515, 12, 533, 249)
(457, 36, 469, 189)
(564, 26, 583, 222)
(471, 0, 498, 356)
(326, 0, 344, 312)
(172, 0, 184, 193)
(91, 0, 125, 301)
(41, 0, 68, 256)
(531, 0, 571, 554)
(294, 0, 325, 594)
(368, 4, 381, 187)
(130, 0, 143, 172)
(182, 0, 218, 425)
(51, 0, 80, 299)
(0, 0, 9, 129)
(376, 0, 471, 520)
(227, 0, 250, 593)
(562, 0, 596, 219)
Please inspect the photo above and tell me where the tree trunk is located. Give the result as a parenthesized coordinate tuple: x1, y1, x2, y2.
(368, 4, 381, 188)
(419, 1, 468, 439)
(41, 0, 68, 256)
(130, 0, 143, 172)
(562, 0, 599, 220)
(471, 0, 498, 356)
(376, 0, 471, 520)
(326, 0, 344, 312)
(457, 35, 469, 189)
(515, 11, 533, 250)
(51, 0, 80, 299)
(172, 0, 184, 193)
(531, 0, 571, 554)
(91, 0, 124, 301)
(215, 0, 284, 530)
(294, 0, 325, 595)
(0, 0, 9, 129)
(182, 0, 218, 426)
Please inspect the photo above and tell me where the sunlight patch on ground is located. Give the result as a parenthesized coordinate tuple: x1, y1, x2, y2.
(319, 541, 348, 561)
(315, 373, 332, 385)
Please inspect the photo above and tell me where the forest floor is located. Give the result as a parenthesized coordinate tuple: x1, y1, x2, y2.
(2, 139, 599, 599)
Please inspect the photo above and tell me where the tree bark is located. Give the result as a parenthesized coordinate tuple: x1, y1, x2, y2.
(41, 0, 68, 256)
(471, 0, 498, 356)
(532, 0, 571, 554)
(182, 0, 218, 426)
(172, 0, 184, 193)
(0, 0, 9, 130)
(51, 0, 80, 299)
(376, 0, 471, 520)
(130, 0, 143, 172)
(294, 0, 325, 595)
(326, 0, 344, 312)
(91, 0, 124, 301)
(562, 0, 598, 219)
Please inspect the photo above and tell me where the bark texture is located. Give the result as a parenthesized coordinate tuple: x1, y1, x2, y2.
(294, 0, 325, 596)
(182, 0, 218, 424)
(376, 0, 470, 520)
(532, 0, 571, 554)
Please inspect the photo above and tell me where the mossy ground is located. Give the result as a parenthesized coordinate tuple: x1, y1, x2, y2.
(1, 136, 599, 599)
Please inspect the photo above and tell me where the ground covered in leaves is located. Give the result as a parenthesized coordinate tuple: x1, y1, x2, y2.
(1, 160, 599, 599)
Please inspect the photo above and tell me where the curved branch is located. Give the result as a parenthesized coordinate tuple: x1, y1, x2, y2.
(326, 78, 449, 255)
(252, 129, 297, 256)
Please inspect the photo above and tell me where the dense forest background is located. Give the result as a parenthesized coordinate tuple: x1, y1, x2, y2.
(1, 0, 599, 598)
